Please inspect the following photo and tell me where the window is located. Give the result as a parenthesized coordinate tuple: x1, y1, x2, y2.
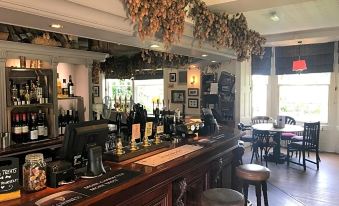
(278, 73, 331, 123)
(252, 75, 268, 117)
(105, 79, 164, 114)
(134, 79, 164, 114)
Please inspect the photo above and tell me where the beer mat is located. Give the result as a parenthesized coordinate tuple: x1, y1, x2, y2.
(135, 144, 203, 167)
(22, 169, 141, 206)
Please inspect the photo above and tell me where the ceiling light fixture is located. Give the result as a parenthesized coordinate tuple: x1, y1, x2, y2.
(50, 24, 63, 29)
(150, 44, 160, 48)
(211, 60, 216, 63)
(201, 54, 208, 57)
(292, 41, 307, 72)
(270, 12, 280, 22)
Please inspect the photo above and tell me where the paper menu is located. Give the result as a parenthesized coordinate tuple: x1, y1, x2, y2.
(132, 124, 140, 140)
(156, 125, 164, 134)
(145, 122, 153, 137)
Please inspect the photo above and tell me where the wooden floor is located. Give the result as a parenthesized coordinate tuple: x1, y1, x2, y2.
(243, 147, 339, 206)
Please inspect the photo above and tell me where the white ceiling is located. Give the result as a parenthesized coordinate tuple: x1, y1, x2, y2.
(206, 0, 339, 45)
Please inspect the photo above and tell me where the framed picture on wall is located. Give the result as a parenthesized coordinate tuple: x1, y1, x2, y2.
(188, 88, 199, 96)
(178, 71, 187, 84)
(171, 90, 185, 103)
(169, 73, 176, 82)
(188, 98, 199, 108)
(93, 86, 100, 97)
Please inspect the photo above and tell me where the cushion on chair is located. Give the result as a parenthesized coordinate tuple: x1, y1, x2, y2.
(236, 164, 270, 182)
(291, 135, 303, 142)
(281, 132, 296, 140)
(240, 135, 253, 143)
(201, 188, 244, 206)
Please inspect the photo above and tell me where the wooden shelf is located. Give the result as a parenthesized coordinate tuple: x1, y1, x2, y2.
(5, 67, 52, 71)
(0, 137, 62, 158)
(7, 103, 53, 109)
(58, 96, 82, 100)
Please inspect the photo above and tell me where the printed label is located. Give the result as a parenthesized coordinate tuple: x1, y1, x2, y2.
(30, 130, 38, 140)
(38, 126, 44, 136)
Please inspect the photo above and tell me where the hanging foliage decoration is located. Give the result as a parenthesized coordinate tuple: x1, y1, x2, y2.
(101, 49, 193, 79)
(124, 0, 265, 61)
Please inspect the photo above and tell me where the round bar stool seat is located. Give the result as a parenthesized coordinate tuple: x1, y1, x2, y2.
(201, 188, 244, 206)
(236, 164, 270, 206)
(236, 164, 270, 181)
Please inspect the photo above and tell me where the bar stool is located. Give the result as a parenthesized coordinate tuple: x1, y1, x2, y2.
(236, 164, 270, 206)
(201, 188, 244, 206)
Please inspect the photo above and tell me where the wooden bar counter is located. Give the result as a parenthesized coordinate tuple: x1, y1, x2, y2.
(5, 127, 244, 206)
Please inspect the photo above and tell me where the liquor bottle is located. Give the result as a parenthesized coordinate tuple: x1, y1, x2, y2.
(67, 110, 74, 124)
(37, 110, 44, 139)
(29, 80, 37, 104)
(43, 112, 48, 138)
(74, 111, 79, 123)
(22, 113, 29, 142)
(57, 73, 62, 97)
(13, 113, 22, 143)
(36, 77, 43, 103)
(68, 75, 74, 97)
(10, 80, 19, 105)
(62, 79, 68, 96)
(30, 113, 38, 141)
(61, 110, 67, 135)
(24, 83, 30, 104)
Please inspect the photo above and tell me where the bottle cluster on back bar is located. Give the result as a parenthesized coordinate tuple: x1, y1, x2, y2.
(58, 109, 80, 135)
(11, 111, 48, 143)
(57, 73, 75, 97)
(10, 77, 48, 105)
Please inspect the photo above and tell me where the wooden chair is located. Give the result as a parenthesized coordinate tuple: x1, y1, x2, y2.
(287, 121, 321, 171)
(281, 116, 297, 145)
(251, 116, 270, 124)
(251, 129, 277, 167)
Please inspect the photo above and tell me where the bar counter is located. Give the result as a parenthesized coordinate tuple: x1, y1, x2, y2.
(5, 127, 244, 206)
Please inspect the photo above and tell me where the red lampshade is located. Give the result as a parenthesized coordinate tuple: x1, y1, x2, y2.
(292, 59, 307, 72)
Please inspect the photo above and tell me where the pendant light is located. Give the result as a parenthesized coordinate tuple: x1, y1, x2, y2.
(292, 41, 307, 72)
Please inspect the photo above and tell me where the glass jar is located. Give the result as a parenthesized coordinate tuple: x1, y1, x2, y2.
(22, 153, 47, 192)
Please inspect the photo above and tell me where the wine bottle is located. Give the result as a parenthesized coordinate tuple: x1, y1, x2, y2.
(67, 110, 74, 124)
(36, 77, 43, 104)
(57, 73, 62, 97)
(61, 110, 67, 135)
(13, 113, 22, 143)
(74, 111, 79, 123)
(22, 113, 29, 142)
(43, 112, 48, 138)
(37, 110, 44, 139)
(62, 79, 68, 96)
(24, 83, 30, 105)
(30, 113, 38, 141)
(58, 111, 63, 135)
(68, 75, 74, 97)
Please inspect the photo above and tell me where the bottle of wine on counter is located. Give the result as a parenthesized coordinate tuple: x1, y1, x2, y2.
(68, 75, 74, 97)
(43, 112, 48, 138)
(57, 73, 62, 97)
(30, 113, 38, 141)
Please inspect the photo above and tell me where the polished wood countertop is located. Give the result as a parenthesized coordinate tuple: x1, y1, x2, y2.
(4, 127, 243, 206)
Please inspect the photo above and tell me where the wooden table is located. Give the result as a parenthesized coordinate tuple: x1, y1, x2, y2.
(252, 123, 304, 164)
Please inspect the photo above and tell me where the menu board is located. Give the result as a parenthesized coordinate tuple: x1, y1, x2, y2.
(145, 122, 153, 137)
(0, 157, 20, 196)
(132, 124, 141, 140)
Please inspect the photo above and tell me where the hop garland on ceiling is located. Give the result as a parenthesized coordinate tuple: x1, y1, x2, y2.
(101, 49, 193, 79)
(125, 0, 265, 61)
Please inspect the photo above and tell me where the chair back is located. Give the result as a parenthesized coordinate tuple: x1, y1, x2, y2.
(251, 116, 270, 124)
(252, 129, 275, 147)
(284, 116, 296, 125)
(303, 122, 320, 149)
(237, 122, 251, 131)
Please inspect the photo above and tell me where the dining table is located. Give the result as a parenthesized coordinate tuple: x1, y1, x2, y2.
(252, 123, 304, 164)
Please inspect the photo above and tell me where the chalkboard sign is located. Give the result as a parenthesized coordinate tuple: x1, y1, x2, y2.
(0, 157, 20, 202)
(0, 157, 19, 194)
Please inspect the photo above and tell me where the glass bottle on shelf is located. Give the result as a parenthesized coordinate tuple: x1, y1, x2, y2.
(29, 80, 37, 104)
(62, 79, 68, 97)
(36, 77, 43, 104)
(37, 110, 44, 140)
(24, 83, 30, 105)
(10, 81, 19, 105)
(57, 73, 62, 97)
(68, 75, 74, 97)
(30, 113, 38, 141)
(58, 110, 63, 136)
(22, 113, 29, 142)
(43, 112, 48, 139)
(13, 113, 22, 143)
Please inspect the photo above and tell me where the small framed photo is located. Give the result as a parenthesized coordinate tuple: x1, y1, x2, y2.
(93, 86, 100, 97)
(188, 98, 199, 108)
(188, 88, 199, 96)
(221, 85, 231, 92)
(169, 73, 176, 82)
(171, 90, 185, 103)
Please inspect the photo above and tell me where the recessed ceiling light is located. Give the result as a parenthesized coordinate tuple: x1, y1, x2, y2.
(201, 54, 208, 57)
(50, 24, 63, 29)
(211, 60, 216, 63)
(270, 12, 280, 22)
(150, 44, 160, 48)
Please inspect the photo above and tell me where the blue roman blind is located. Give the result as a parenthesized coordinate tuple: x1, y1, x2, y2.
(275, 42, 334, 75)
(251, 47, 272, 75)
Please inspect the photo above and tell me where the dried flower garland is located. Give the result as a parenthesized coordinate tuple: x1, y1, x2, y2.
(101, 49, 193, 79)
(124, 0, 266, 61)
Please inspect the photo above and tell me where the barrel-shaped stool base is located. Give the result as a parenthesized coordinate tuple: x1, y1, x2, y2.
(201, 188, 245, 206)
